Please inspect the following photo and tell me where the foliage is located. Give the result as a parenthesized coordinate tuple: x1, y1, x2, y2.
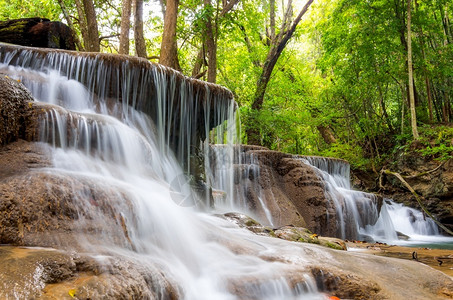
(0, 0, 61, 20)
(1, 0, 451, 171)
(417, 125, 453, 161)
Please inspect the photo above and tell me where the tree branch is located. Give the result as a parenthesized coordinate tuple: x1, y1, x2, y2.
(403, 161, 446, 179)
(220, 0, 240, 17)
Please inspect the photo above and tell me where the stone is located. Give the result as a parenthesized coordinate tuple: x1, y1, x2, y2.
(0, 18, 75, 50)
(0, 74, 34, 145)
(0, 246, 179, 299)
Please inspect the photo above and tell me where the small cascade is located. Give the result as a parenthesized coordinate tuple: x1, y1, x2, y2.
(0, 44, 329, 299)
(207, 146, 276, 226)
(301, 156, 446, 244)
(300, 156, 381, 240)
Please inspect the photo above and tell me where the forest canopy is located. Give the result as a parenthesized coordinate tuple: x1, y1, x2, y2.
(1, 0, 452, 170)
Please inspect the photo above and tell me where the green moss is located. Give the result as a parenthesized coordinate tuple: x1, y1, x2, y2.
(324, 242, 343, 250)
(0, 21, 27, 33)
(264, 227, 276, 237)
(244, 218, 259, 227)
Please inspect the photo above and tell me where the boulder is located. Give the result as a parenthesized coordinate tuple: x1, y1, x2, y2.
(0, 18, 75, 50)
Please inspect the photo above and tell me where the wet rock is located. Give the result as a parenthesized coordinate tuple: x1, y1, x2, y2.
(0, 246, 179, 299)
(0, 140, 48, 181)
(311, 267, 380, 299)
(0, 169, 140, 249)
(221, 213, 346, 250)
(231, 147, 338, 236)
(0, 74, 34, 145)
(222, 212, 276, 236)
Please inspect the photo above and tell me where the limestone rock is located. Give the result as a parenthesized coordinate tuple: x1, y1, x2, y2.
(232, 147, 337, 236)
(0, 246, 179, 299)
(0, 74, 34, 145)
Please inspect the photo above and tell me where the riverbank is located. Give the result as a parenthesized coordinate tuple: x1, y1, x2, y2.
(346, 241, 453, 277)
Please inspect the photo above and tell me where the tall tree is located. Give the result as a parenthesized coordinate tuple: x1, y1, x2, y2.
(81, 0, 100, 51)
(190, 0, 240, 82)
(160, 0, 180, 69)
(407, 0, 419, 139)
(119, 0, 133, 55)
(57, 0, 84, 50)
(203, 0, 217, 83)
(247, 0, 314, 145)
(134, 0, 147, 58)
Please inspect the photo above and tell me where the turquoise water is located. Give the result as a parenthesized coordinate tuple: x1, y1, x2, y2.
(395, 235, 453, 250)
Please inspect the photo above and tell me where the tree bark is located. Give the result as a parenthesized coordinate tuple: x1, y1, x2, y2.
(119, 0, 132, 55)
(204, 0, 217, 83)
(191, 0, 240, 79)
(159, 0, 180, 69)
(81, 0, 100, 52)
(317, 125, 337, 144)
(191, 46, 205, 77)
(407, 0, 419, 139)
(134, 0, 147, 58)
(57, 0, 83, 50)
(74, 0, 89, 50)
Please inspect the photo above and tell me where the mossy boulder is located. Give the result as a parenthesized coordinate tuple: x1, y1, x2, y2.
(0, 18, 75, 50)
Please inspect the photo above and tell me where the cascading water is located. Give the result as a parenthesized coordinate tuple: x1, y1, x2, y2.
(300, 157, 382, 240)
(207, 146, 277, 227)
(300, 157, 450, 245)
(0, 45, 327, 299)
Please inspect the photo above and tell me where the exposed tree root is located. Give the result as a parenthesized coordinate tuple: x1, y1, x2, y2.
(402, 161, 446, 179)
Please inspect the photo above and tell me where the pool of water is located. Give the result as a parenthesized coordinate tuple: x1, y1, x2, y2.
(394, 235, 453, 250)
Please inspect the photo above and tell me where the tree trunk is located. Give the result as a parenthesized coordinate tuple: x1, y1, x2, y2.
(74, 0, 89, 50)
(252, 0, 313, 111)
(81, 0, 100, 52)
(247, 0, 314, 144)
(204, 0, 217, 83)
(317, 125, 337, 144)
(57, 0, 83, 50)
(377, 81, 395, 133)
(134, 0, 147, 58)
(191, 47, 205, 78)
(159, 0, 180, 69)
(407, 0, 419, 139)
(119, 0, 132, 55)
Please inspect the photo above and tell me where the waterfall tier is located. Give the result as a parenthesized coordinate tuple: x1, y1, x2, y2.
(1, 44, 453, 299)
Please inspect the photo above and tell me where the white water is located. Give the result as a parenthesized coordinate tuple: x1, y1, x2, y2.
(301, 157, 453, 246)
(0, 47, 328, 299)
(208, 147, 277, 227)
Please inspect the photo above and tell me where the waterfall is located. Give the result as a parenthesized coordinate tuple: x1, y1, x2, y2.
(0, 45, 327, 299)
(301, 157, 448, 244)
(207, 146, 276, 226)
(300, 157, 381, 240)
